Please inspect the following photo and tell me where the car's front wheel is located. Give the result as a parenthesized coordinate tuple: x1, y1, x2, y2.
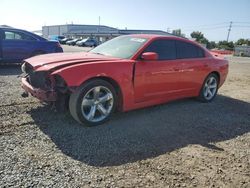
(198, 73, 219, 102)
(69, 79, 117, 126)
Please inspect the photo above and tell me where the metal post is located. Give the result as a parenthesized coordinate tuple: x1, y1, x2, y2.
(227, 21, 232, 42)
(98, 16, 101, 43)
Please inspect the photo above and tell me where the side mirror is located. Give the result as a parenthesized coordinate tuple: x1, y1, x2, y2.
(141, 52, 159, 61)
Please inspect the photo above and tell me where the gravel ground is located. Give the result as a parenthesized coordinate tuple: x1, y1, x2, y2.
(0, 55, 250, 187)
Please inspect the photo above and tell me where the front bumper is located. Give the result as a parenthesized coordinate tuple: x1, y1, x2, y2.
(21, 77, 57, 101)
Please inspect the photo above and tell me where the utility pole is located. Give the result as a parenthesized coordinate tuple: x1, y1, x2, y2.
(227, 21, 232, 42)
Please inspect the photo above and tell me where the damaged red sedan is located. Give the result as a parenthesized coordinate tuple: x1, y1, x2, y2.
(21, 34, 228, 126)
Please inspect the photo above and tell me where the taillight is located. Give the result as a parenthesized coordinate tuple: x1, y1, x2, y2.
(56, 42, 61, 48)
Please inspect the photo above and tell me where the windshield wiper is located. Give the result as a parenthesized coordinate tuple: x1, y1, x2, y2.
(91, 52, 104, 55)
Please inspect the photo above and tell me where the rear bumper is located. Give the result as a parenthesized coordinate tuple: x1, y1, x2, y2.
(219, 63, 229, 87)
(21, 77, 57, 101)
(219, 73, 227, 87)
(55, 47, 63, 53)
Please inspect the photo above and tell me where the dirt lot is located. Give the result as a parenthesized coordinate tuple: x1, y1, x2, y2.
(0, 55, 250, 187)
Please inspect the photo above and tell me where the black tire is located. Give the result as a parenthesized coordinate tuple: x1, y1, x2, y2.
(69, 79, 117, 126)
(198, 73, 219, 103)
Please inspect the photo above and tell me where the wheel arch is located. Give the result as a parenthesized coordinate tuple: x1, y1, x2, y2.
(199, 71, 221, 95)
(198, 71, 220, 102)
(79, 76, 124, 112)
(208, 71, 220, 83)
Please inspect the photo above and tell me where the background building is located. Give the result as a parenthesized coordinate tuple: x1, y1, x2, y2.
(42, 24, 170, 42)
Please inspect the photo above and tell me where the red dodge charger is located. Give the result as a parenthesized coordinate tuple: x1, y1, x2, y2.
(21, 34, 228, 126)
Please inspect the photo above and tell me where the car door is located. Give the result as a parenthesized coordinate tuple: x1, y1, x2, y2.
(175, 40, 209, 95)
(2, 29, 37, 63)
(134, 39, 183, 102)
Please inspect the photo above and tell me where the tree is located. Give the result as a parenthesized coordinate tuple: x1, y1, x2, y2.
(235, 38, 250, 46)
(207, 41, 217, 49)
(190, 31, 205, 42)
(172, 29, 185, 37)
(217, 41, 234, 50)
(190, 31, 212, 48)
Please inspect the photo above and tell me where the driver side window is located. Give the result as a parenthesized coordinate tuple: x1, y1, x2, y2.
(4, 31, 22, 40)
(143, 39, 176, 60)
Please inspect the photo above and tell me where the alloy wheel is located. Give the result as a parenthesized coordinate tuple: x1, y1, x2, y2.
(81, 86, 114, 123)
(203, 76, 218, 100)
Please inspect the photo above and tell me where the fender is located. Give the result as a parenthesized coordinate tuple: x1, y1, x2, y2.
(51, 60, 136, 111)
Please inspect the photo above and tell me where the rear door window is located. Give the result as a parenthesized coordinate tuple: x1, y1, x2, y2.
(4, 31, 21, 40)
(143, 39, 176, 60)
(176, 40, 205, 59)
(4, 30, 36, 41)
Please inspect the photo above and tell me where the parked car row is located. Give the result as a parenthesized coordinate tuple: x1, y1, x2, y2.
(66, 38, 80, 46)
(59, 37, 98, 47)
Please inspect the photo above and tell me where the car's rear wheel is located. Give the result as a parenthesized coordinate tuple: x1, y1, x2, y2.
(69, 79, 117, 126)
(198, 73, 219, 102)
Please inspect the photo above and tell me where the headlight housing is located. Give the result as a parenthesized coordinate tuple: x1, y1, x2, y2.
(28, 71, 51, 89)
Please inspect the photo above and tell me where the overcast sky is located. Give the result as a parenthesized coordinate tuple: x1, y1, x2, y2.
(0, 0, 250, 41)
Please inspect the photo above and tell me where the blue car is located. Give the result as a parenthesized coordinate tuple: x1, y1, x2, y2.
(0, 27, 63, 64)
(48, 35, 65, 42)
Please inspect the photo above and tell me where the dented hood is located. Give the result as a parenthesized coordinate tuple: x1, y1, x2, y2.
(24, 52, 121, 71)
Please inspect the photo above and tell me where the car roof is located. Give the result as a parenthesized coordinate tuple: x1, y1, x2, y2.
(127, 34, 210, 58)
(128, 34, 186, 40)
(0, 25, 14, 29)
(0, 27, 30, 34)
(0, 27, 36, 35)
(128, 34, 205, 49)
(0, 26, 21, 31)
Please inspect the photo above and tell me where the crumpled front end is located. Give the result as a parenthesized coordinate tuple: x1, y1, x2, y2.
(21, 62, 58, 102)
(21, 78, 57, 101)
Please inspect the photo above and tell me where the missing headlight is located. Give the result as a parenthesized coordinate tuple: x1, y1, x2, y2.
(28, 71, 50, 89)
(54, 74, 68, 93)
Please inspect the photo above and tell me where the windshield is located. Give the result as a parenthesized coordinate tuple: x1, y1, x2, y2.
(90, 36, 148, 59)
